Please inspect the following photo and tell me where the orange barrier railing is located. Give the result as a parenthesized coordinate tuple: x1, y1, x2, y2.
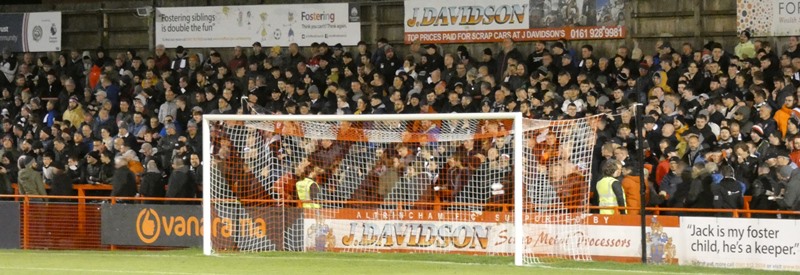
(2, 192, 799, 251)
(3, 194, 201, 250)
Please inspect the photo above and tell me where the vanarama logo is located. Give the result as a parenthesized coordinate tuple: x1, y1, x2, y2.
(134, 208, 269, 244)
(136, 208, 161, 244)
(406, 4, 528, 28)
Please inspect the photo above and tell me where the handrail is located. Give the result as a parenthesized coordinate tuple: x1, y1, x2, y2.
(587, 205, 800, 216)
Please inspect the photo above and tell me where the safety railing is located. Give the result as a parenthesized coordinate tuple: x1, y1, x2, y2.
(2, 192, 799, 251)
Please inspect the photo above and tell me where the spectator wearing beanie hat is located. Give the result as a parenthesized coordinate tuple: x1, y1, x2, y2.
(751, 125, 769, 157)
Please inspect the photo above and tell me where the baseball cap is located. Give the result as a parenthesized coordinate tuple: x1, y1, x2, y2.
(95, 90, 107, 98)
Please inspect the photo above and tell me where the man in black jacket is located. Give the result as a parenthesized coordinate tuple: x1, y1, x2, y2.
(111, 157, 137, 202)
(189, 153, 202, 198)
(140, 160, 166, 204)
(166, 157, 194, 203)
(49, 161, 74, 201)
(496, 38, 523, 80)
(712, 165, 744, 217)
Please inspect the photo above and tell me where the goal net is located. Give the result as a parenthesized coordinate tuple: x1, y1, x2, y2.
(202, 113, 597, 265)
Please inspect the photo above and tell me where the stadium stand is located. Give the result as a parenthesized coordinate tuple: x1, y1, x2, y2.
(2, 30, 800, 218)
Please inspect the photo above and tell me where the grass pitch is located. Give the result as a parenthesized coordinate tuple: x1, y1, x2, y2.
(0, 249, 794, 275)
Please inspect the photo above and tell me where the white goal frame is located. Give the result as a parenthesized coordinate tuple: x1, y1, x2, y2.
(202, 113, 526, 265)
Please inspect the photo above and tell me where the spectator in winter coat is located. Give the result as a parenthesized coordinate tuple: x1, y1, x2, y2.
(111, 157, 136, 201)
(659, 157, 685, 207)
(17, 155, 45, 200)
(166, 157, 194, 202)
(0, 153, 13, 195)
(685, 162, 715, 213)
(621, 161, 649, 215)
(711, 165, 744, 217)
(777, 165, 800, 211)
(140, 160, 166, 203)
(189, 153, 202, 198)
(49, 163, 73, 202)
(66, 155, 84, 184)
(750, 164, 780, 218)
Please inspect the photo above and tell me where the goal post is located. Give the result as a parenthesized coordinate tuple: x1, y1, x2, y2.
(202, 113, 596, 264)
(513, 113, 524, 266)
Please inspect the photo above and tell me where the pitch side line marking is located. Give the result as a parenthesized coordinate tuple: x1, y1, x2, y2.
(0, 266, 217, 275)
(0, 251, 719, 275)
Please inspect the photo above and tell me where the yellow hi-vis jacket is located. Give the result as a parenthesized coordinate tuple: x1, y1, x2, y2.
(296, 177, 321, 209)
(597, 176, 625, 214)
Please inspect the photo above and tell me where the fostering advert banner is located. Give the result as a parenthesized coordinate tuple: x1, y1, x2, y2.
(155, 3, 361, 48)
(0, 12, 61, 52)
(738, 0, 800, 36)
(680, 217, 800, 270)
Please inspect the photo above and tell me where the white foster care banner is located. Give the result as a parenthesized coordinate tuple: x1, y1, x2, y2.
(737, 0, 800, 36)
(156, 4, 361, 48)
(680, 217, 800, 270)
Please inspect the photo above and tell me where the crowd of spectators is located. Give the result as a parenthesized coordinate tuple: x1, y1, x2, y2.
(0, 30, 799, 216)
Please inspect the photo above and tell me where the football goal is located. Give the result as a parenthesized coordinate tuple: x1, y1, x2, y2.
(202, 113, 598, 265)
